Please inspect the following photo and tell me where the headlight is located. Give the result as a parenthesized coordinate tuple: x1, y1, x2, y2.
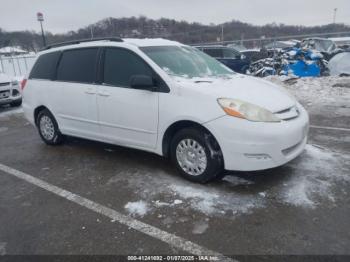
(217, 98, 281, 122)
(11, 80, 19, 86)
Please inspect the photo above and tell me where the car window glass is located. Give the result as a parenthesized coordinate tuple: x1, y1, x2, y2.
(223, 48, 240, 58)
(56, 48, 98, 83)
(29, 52, 60, 80)
(141, 46, 233, 78)
(103, 48, 153, 87)
(203, 48, 223, 58)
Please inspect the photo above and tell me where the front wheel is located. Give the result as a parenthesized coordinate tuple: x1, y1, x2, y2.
(37, 109, 64, 145)
(170, 128, 224, 183)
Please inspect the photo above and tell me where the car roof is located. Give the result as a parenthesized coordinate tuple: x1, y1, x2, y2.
(38, 38, 183, 55)
(123, 38, 182, 47)
(194, 45, 225, 49)
(303, 37, 330, 41)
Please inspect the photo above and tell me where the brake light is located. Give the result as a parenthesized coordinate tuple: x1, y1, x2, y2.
(21, 79, 27, 90)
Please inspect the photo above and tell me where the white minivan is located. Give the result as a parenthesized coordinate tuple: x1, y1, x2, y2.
(22, 37, 309, 183)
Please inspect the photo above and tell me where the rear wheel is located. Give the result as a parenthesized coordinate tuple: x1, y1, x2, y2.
(36, 109, 64, 145)
(170, 128, 224, 183)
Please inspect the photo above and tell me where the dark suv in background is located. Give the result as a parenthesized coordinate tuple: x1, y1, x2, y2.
(195, 45, 250, 73)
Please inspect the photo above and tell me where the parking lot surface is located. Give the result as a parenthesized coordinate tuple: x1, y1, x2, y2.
(0, 77, 349, 257)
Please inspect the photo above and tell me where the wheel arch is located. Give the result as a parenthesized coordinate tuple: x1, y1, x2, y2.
(161, 120, 222, 159)
(34, 105, 51, 126)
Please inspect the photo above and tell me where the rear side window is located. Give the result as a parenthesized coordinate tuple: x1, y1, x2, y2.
(203, 48, 223, 58)
(29, 52, 60, 80)
(103, 48, 153, 88)
(56, 48, 98, 84)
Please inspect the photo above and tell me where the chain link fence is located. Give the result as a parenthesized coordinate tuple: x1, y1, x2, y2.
(0, 55, 36, 78)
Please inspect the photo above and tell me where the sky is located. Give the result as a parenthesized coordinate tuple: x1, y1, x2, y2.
(0, 0, 349, 33)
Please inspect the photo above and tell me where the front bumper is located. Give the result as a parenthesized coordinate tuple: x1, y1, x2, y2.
(0, 84, 22, 105)
(204, 104, 309, 171)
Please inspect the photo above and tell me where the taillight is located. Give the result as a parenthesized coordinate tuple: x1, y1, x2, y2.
(21, 79, 27, 90)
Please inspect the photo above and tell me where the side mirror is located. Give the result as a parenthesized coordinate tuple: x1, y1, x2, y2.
(130, 75, 156, 91)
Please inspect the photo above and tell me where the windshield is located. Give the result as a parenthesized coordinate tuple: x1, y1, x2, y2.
(140, 46, 234, 78)
(314, 39, 336, 52)
(303, 39, 336, 53)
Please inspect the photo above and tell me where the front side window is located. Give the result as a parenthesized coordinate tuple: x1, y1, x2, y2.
(141, 46, 234, 78)
(103, 48, 153, 87)
(29, 52, 60, 80)
(56, 48, 98, 83)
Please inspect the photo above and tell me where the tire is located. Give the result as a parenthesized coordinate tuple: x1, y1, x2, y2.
(170, 128, 224, 183)
(36, 109, 64, 145)
(10, 99, 22, 107)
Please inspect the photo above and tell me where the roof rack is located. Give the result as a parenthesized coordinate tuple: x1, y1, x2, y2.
(42, 37, 123, 50)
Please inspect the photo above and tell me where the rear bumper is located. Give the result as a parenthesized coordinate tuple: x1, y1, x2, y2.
(204, 103, 309, 171)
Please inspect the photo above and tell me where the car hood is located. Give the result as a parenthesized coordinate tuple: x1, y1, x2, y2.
(173, 74, 296, 113)
(0, 73, 11, 83)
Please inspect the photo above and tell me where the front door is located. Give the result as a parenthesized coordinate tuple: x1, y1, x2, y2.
(97, 47, 158, 149)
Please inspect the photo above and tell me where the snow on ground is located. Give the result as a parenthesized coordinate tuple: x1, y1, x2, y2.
(0, 107, 23, 119)
(283, 144, 348, 208)
(124, 200, 150, 217)
(108, 144, 349, 219)
(265, 76, 350, 115)
(0, 127, 8, 132)
(192, 219, 209, 234)
(108, 168, 264, 218)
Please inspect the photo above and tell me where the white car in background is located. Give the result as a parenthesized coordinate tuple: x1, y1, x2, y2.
(22, 38, 309, 183)
(0, 72, 22, 107)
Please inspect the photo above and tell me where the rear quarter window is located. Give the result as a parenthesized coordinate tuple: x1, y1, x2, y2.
(56, 48, 98, 84)
(29, 52, 61, 80)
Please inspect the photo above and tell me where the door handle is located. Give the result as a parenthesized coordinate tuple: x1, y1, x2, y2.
(85, 87, 96, 94)
(98, 90, 110, 97)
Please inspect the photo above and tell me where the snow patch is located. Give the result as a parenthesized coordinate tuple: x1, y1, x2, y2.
(222, 175, 254, 185)
(124, 201, 149, 217)
(265, 76, 350, 116)
(108, 170, 263, 218)
(192, 220, 209, 234)
(0, 107, 23, 118)
(107, 141, 349, 220)
(282, 144, 349, 208)
(173, 199, 183, 205)
(0, 242, 7, 255)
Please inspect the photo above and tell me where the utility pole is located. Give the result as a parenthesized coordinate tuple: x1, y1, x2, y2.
(37, 12, 46, 47)
(90, 26, 94, 39)
(333, 8, 338, 24)
(221, 24, 224, 45)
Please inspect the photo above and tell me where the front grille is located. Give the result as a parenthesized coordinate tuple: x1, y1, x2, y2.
(0, 82, 10, 87)
(274, 106, 299, 121)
